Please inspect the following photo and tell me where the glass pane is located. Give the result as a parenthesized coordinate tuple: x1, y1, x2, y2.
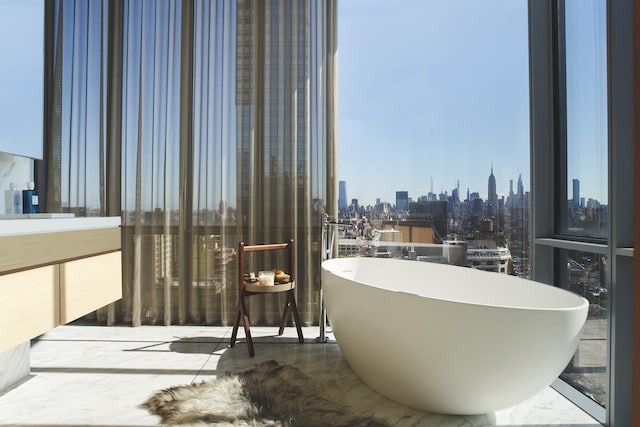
(559, 0, 608, 239)
(558, 249, 608, 408)
(337, 1, 531, 276)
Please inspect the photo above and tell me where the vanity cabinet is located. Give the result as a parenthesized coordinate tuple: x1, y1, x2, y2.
(59, 252, 122, 324)
(0, 218, 122, 351)
(0, 266, 58, 351)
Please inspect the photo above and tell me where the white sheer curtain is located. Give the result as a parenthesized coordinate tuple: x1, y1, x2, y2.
(43, 0, 337, 326)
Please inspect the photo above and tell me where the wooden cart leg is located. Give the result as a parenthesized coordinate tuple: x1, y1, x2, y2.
(287, 291, 304, 343)
(278, 295, 292, 336)
(230, 295, 254, 357)
(240, 296, 255, 357)
(230, 306, 242, 347)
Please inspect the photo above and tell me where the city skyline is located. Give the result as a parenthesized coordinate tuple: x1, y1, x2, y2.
(337, 0, 530, 208)
(339, 172, 607, 211)
(338, 168, 531, 209)
(337, 0, 607, 208)
(45, 0, 608, 212)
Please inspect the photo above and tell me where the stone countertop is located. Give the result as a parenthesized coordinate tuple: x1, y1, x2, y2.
(0, 216, 121, 237)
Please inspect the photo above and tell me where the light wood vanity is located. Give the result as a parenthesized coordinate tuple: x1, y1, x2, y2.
(0, 217, 122, 351)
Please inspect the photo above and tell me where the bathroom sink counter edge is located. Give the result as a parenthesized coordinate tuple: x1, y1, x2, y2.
(0, 215, 120, 237)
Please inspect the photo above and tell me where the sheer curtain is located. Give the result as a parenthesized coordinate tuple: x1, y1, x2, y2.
(43, 0, 337, 327)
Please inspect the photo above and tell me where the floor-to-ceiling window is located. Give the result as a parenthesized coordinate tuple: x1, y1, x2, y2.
(556, 0, 609, 411)
(529, 0, 635, 424)
(42, 0, 338, 327)
(337, 0, 531, 274)
(556, 0, 608, 240)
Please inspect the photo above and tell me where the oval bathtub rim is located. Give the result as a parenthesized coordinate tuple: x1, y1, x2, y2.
(321, 258, 590, 314)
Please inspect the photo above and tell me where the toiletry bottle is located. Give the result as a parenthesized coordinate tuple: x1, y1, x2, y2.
(4, 182, 22, 214)
(22, 181, 39, 214)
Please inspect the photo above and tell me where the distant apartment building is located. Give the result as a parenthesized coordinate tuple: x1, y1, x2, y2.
(407, 200, 448, 242)
(467, 246, 511, 274)
(395, 191, 409, 212)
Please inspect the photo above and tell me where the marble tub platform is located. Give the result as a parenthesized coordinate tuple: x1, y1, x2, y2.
(0, 324, 601, 426)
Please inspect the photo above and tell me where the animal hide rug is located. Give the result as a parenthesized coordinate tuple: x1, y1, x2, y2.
(140, 360, 387, 426)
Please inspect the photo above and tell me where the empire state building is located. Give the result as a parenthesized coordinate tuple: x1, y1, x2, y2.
(488, 166, 497, 217)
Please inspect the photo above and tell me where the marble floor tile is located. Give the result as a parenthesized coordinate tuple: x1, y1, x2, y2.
(0, 324, 602, 426)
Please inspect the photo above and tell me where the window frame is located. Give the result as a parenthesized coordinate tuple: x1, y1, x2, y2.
(528, 0, 634, 424)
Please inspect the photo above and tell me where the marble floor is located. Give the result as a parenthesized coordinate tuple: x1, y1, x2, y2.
(0, 324, 601, 427)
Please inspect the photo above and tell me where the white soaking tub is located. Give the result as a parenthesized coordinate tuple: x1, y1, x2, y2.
(321, 257, 588, 415)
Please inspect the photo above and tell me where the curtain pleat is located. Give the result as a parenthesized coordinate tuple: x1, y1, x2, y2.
(45, 0, 336, 327)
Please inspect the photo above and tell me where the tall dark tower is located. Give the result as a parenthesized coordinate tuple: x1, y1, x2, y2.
(338, 181, 347, 213)
(236, 0, 316, 229)
(396, 191, 409, 212)
(488, 165, 497, 217)
(572, 179, 580, 211)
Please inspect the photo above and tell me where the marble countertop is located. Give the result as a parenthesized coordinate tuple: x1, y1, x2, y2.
(0, 216, 121, 237)
(0, 213, 75, 219)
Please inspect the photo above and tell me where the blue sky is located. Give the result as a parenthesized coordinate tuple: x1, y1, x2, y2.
(338, 0, 531, 207)
(338, 0, 609, 208)
(564, 0, 608, 207)
(34, 0, 608, 211)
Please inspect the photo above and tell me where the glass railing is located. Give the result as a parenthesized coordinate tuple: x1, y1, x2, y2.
(558, 249, 608, 408)
(331, 221, 519, 276)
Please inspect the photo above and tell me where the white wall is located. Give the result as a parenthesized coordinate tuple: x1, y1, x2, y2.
(0, 152, 33, 214)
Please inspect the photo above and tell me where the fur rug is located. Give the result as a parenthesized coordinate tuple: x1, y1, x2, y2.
(141, 360, 387, 426)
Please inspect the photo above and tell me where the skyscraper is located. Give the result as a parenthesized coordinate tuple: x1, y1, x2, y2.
(235, 0, 333, 232)
(351, 199, 359, 214)
(507, 179, 514, 208)
(338, 181, 347, 212)
(573, 179, 580, 211)
(452, 187, 459, 204)
(517, 174, 524, 197)
(516, 174, 525, 209)
(396, 191, 409, 212)
(488, 165, 497, 217)
(232, 0, 337, 326)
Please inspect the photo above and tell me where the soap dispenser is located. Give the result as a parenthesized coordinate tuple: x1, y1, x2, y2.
(22, 182, 40, 214)
(4, 182, 22, 214)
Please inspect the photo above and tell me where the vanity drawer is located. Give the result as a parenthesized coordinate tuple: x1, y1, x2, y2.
(0, 266, 59, 352)
(59, 252, 122, 324)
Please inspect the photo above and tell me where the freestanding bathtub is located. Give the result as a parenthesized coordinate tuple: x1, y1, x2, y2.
(321, 257, 589, 415)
